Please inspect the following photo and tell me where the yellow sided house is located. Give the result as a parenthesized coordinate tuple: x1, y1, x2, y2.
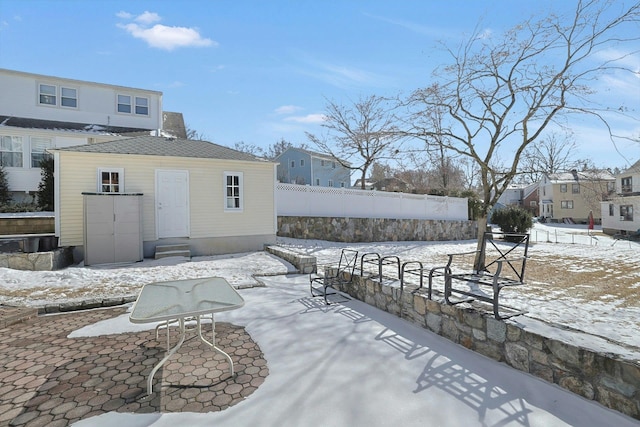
(50, 136, 277, 265)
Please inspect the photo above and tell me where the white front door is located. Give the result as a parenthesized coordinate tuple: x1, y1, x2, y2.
(156, 170, 190, 238)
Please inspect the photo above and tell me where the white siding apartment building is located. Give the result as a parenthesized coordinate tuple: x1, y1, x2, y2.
(0, 68, 165, 202)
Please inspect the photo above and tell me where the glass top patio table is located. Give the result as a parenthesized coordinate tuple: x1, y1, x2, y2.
(129, 277, 245, 395)
(130, 277, 245, 323)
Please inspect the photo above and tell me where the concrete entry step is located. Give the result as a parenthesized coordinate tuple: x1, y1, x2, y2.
(154, 244, 191, 259)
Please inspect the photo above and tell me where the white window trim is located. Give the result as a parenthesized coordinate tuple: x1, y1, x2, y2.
(97, 167, 125, 193)
(117, 94, 132, 114)
(37, 83, 78, 109)
(135, 96, 149, 116)
(30, 137, 52, 168)
(117, 94, 150, 116)
(60, 86, 78, 109)
(224, 171, 244, 212)
(0, 135, 24, 168)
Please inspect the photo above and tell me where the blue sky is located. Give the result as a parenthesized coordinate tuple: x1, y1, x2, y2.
(0, 0, 639, 169)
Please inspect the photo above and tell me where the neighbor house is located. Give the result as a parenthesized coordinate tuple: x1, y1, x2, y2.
(275, 147, 351, 187)
(0, 68, 186, 202)
(49, 136, 276, 264)
(539, 169, 615, 223)
(495, 182, 539, 216)
(601, 159, 640, 235)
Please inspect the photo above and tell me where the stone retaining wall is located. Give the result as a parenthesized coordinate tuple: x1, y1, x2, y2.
(0, 247, 74, 271)
(265, 245, 316, 273)
(329, 274, 640, 420)
(0, 216, 54, 235)
(277, 216, 476, 242)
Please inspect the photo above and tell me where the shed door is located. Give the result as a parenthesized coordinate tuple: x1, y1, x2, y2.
(156, 170, 190, 238)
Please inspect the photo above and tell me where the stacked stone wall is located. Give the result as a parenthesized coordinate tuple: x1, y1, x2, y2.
(277, 216, 476, 242)
(330, 272, 640, 420)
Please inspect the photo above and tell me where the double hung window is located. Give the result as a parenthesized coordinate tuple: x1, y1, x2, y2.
(0, 136, 23, 167)
(118, 94, 149, 116)
(560, 200, 573, 209)
(31, 137, 52, 167)
(39, 83, 77, 108)
(39, 84, 56, 105)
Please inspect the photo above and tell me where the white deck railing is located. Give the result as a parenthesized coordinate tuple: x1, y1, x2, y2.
(276, 183, 468, 221)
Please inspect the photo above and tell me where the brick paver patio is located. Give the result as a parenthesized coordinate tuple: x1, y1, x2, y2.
(0, 307, 268, 426)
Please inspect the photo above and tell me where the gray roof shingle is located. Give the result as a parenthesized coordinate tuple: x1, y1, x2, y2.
(50, 136, 265, 162)
(0, 115, 149, 134)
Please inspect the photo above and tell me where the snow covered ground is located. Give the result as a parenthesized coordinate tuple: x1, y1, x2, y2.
(2, 222, 639, 426)
(71, 275, 639, 427)
(1, 222, 638, 355)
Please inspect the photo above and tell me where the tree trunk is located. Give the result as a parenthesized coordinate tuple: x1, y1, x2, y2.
(474, 213, 489, 272)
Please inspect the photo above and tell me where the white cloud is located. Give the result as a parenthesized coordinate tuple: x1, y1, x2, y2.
(275, 105, 303, 115)
(117, 11, 216, 51)
(284, 114, 326, 124)
(135, 11, 161, 25)
(118, 22, 216, 51)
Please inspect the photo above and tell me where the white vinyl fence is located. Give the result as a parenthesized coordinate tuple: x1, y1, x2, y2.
(276, 183, 468, 221)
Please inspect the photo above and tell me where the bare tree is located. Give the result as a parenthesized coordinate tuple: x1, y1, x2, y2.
(264, 138, 308, 160)
(233, 141, 264, 157)
(185, 124, 207, 141)
(307, 95, 404, 189)
(407, 0, 640, 269)
(369, 162, 393, 182)
(520, 132, 580, 183)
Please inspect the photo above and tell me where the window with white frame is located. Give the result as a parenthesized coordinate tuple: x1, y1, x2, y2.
(572, 183, 580, 194)
(300, 159, 305, 167)
(340, 182, 345, 188)
(621, 176, 632, 193)
(39, 83, 77, 108)
(560, 184, 567, 193)
(98, 168, 124, 193)
(39, 84, 56, 105)
(135, 97, 149, 115)
(609, 204, 615, 216)
(118, 94, 150, 115)
(315, 178, 320, 186)
(560, 200, 573, 209)
(0, 135, 23, 167)
(224, 172, 243, 210)
(328, 179, 333, 187)
(620, 205, 633, 221)
(290, 160, 295, 168)
(61, 87, 77, 108)
(117, 95, 132, 113)
(31, 137, 52, 167)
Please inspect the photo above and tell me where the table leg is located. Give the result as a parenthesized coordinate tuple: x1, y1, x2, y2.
(147, 317, 186, 395)
(197, 314, 235, 377)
